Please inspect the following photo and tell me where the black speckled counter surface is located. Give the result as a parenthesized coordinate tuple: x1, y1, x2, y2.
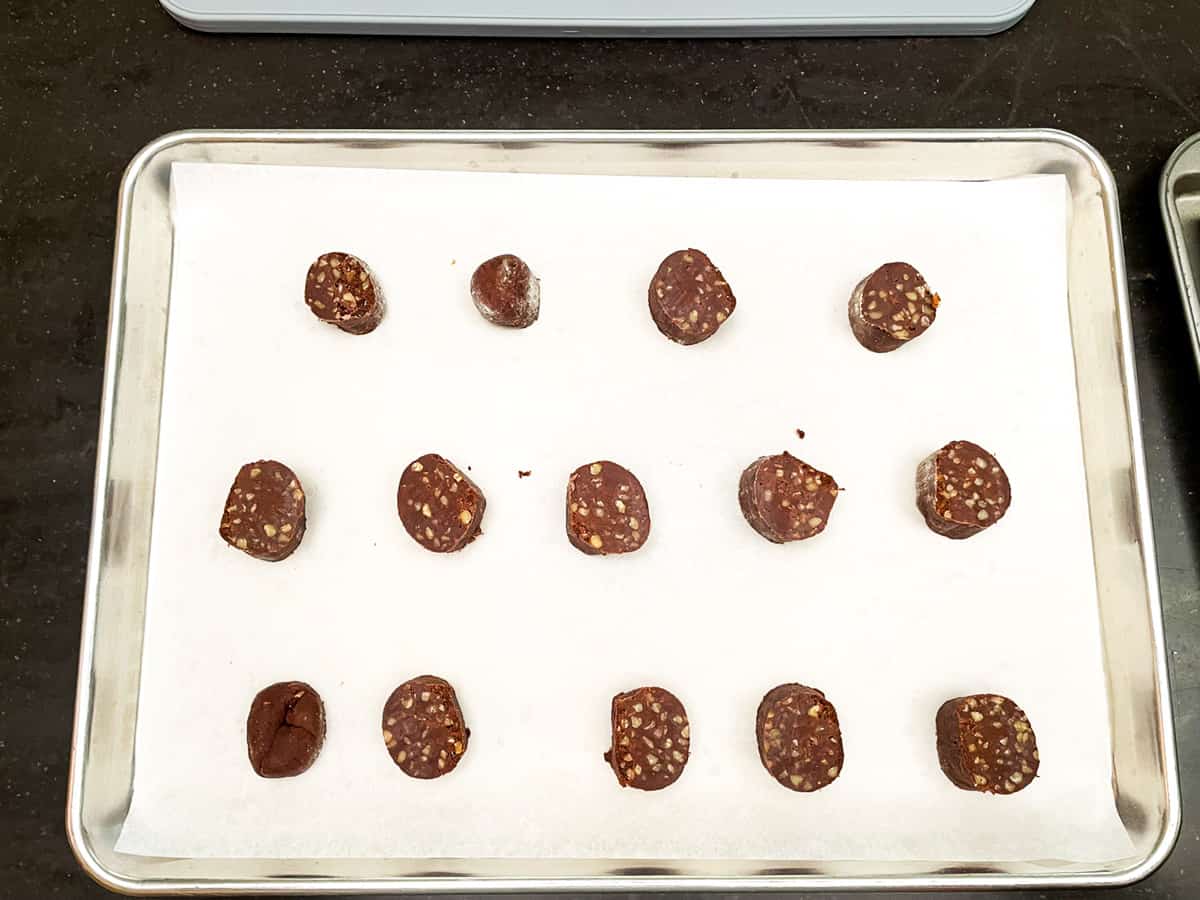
(2, 0, 1198, 897)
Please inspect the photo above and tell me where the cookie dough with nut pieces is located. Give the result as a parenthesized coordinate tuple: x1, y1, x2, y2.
(566, 460, 651, 555)
(218, 460, 306, 561)
(397, 453, 486, 553)
(604, 686, 690, 791)
(382, 675, 470, 779)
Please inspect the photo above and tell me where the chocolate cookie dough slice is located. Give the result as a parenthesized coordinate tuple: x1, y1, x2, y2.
(604, 686, 690, 791)
(397, 454, 486, 553)
(916, 440, 1011, 539)
(648, 249, 736, 345)
(738, 452, 840, 543)
(936, 693, 1039, 794)
(246, 681, 325, 778)
(305, 251, 385, 335)
(382, 675, 469, 779)
(848, 262, 939, 352)
(566, 460, 650, 555)
(218, 460, 306, 561)
(756, 683, 844, 792)
(470, 253, 540, 328)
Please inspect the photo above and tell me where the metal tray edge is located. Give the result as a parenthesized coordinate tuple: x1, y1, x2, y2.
(67, 128, 186, 899)
(158, 0, 1036, 37)
(1160, 130, 1200, 374)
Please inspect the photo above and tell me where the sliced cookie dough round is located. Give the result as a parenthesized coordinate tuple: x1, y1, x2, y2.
(936, 693, 1039, 794)
(648, 249, 736, 345)
(738, 452, 840, 543)
(756, 683, 844, 792)
(246, 681, 325, 778)
(382, 675, 469, 779)
(848, 262, 939, 353)
(218, 460, 306, 561)
(604, 686, 690, 791)
(916, 440, 1011, 539)
(305, 251, 385, 335)
(397, 453, 486, 553)
(470, 253, 540, 328)
(566, 460, 650, 556)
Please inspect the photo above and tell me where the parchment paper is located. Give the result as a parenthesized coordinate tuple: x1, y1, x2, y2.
(115, 161, 1132, 862)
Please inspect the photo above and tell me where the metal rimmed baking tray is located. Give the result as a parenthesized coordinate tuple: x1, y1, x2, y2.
(68, 129, 1179, 894)
(158, 0, 1037, 37)
(1162, 131, 1200, 373)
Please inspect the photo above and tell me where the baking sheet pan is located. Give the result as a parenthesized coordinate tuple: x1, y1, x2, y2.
(68, 130, 1180, 893)
(1161, 130, 1200, 376)
(158, 0, 1038, 37)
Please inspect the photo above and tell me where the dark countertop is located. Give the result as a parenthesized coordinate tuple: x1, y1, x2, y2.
(2, 0, 1198, 897)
